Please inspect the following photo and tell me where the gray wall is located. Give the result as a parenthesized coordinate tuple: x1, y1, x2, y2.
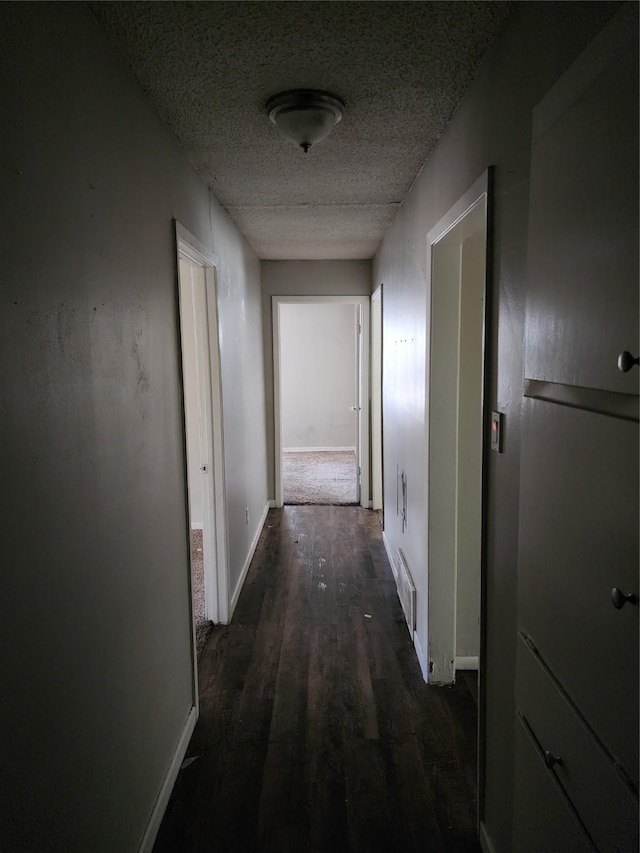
(373, 3, 619, 850)
(0, 4, 267, 851)
(280, 303, 357, 450)
(261, 260, 372, 497)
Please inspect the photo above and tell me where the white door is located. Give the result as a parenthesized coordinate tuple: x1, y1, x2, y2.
(178, 254, 218, 623)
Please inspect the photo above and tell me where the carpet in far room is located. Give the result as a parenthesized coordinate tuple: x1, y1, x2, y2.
(282, 450, 358, 505)
(191, 528, 212, 657)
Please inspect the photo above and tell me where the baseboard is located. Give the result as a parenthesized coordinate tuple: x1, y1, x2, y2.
(190, 522, 203, 531)
(138, 705, 197, 853)
(479, 821, 498, 853)
(455, 655, 479, 671)
(268, 499, 276, 508)
(229, 502, 270, 619)
(413, 630, 430, 683)
(382, 532, 429, 683)
(381, 530, 395, 574)
(282, 446, 356, 453)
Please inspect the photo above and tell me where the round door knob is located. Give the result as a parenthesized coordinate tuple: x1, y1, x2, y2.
(611, 587, 638, 609)
(544, 750, 562, 769)
(617, 351, 639, 372)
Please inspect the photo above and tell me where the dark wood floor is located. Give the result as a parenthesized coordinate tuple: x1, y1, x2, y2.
(154, 506, 479, 853)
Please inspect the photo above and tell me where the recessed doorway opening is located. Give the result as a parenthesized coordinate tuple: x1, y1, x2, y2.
(175, 223, 229, 671)
(426, 171, 490, 686)
(272, 296, 370, 508)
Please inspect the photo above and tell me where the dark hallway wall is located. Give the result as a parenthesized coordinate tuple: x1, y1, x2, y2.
(0, 4, 268, 850)
(373, 3, 623, 850)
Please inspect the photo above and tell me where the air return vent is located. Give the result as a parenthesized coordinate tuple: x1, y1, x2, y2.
(395, 549, 416, 636)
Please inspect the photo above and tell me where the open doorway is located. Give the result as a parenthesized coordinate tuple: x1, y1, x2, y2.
(175, 223, 229, 663)
(426, 172, 489, 687)
(371, 285, 383, 521)
(273, 296, 370, 508)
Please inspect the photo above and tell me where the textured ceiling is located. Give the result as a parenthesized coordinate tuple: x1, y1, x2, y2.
(90, 1, 510, 259)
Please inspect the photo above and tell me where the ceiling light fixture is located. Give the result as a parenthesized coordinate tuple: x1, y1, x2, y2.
(266, 89, 344, 153)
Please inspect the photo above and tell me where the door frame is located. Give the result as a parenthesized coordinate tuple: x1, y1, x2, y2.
(371, 284, 384, 517)
(425, 170, 491, 682)
(272, 294, 370, 509)
(175, 222, 230, 643)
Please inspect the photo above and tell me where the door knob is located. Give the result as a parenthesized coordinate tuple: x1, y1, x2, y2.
(543, 750, 562, 770)
(611, 587, 638, 609)
(350, 406, 360, 411)
(617, 351, 639, 372)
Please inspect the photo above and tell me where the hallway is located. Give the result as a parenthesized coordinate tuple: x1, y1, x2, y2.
(154, 506, 479, 853)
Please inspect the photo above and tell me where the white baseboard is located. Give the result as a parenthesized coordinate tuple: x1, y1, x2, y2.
(413, 630, 430, 683)
(229, 502, 270, 619)
(190, 522, 203, 531)
(138, 705, 197, 853)
(382, 531, 429, 684)
(282, 446, 356, 453)
(455, 655, 479, 671)
(381, 530, 395, 573)
(268, 499, 276, 508)
(479, 822, 497, 853)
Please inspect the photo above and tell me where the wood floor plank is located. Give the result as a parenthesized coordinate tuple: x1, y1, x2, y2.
(153, 506, 480, 853)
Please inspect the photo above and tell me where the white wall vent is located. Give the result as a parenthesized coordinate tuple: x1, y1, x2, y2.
(395, 548, 416, 636)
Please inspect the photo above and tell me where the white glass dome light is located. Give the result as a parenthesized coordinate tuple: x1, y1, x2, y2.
(266, 90, 344, 153)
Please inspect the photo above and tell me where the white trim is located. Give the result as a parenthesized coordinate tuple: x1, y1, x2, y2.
(175, 222, 220, 268)
(272, 295, 370, 510)
(175, 221, 230, 630)
(370, 284, 384, 513)
(384, 530, 429, 682)
(479, 822, 497, 853)
(455, 656, 479, 671)
(413, 631, 430, 684)
(229, 502, 270, 619)
(382, 530, 395, 572)
(268, 499, 276, 508)
(190, 522, 203, 531)
(425, 172, 488, 686)
(138, 706, 197, 853)
(282, 446, 356, 453)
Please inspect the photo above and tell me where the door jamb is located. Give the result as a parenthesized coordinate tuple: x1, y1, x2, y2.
(426, 171, 489, 683)
(174, 221, 230, 660)
(371, 284, 384, 518)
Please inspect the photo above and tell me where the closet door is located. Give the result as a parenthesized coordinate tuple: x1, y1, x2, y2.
(514, 7, 639, 848)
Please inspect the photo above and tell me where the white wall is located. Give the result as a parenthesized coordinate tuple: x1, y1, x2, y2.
(0, 4, 268, 851)
(261, 260, 371, 497)
(280, 303, 356, 450)
(373, 4, 619, 851)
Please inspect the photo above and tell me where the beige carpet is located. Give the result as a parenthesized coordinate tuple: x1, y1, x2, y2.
(191, 528, 212, 657)
(282, 450, 358, 505)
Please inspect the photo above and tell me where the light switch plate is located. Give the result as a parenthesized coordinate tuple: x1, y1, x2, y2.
(490, 411, 503, 453)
